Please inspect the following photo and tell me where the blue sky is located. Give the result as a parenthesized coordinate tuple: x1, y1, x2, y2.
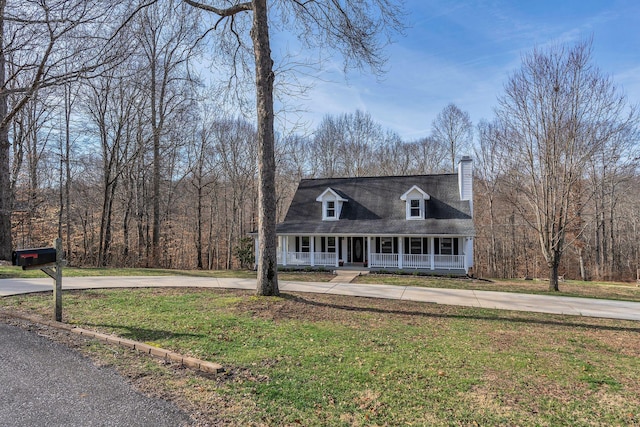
(277, 0, 640, 140)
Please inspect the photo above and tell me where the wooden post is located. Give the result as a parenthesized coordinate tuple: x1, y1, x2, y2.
(40, 238, 63, 321)
(53, 237, 62, 322)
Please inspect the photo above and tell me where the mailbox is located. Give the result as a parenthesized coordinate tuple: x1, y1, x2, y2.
(12, 247, 57, 267)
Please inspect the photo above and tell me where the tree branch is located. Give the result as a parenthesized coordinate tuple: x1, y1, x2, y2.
(183, 0, 252, 16)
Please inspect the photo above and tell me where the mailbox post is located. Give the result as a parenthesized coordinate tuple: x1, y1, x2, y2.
(12, 238, 65, 321)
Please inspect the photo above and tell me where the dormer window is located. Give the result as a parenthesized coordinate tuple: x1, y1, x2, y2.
(316, 188, 348, 221)
(409, 199, 421, 218)
(400, 185, 430, 220)
(326, 201, 336, 218)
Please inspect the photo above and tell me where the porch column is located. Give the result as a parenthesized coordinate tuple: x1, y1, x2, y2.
(367, 236, 372, 267)
(398, 237, 403, 269)
(282, 236, 287, 266)
(462, 237, 467, 271)
(335, 236, 340, 267)
(464, 237, 473, 273)
(430, 237, 435, 270)
(310, 236, 315, 266)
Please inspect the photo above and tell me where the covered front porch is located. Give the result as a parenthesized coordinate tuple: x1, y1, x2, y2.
(267, 235, 473, 274)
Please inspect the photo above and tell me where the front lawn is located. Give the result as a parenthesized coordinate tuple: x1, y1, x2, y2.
(2, 288, 638, 426)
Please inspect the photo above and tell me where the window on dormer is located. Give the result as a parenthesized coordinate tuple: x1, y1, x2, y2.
(401, 185, 429, 220)
(326, 201, 336, 218)
(409, 199, 421, 218)
(317, 188, 347, 221)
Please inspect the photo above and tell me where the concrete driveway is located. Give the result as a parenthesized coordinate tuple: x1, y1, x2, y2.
(1, 275, 639, 321)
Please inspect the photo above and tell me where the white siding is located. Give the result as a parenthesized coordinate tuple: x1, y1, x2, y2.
(458, 157, 473, 208)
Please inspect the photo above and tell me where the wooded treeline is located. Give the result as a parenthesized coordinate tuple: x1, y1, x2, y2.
(3, 3, 639, 281)
(12, 91, 640, 281)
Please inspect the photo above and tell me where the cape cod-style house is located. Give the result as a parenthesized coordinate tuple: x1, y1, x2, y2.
(257, 157, 474, 275)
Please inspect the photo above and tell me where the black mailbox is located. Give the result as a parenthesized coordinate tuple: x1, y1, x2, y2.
(12, 247, 57, 267)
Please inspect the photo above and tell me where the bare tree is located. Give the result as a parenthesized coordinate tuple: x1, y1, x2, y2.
(84, 70, 142, 266)
(495, 40, 637, 291)
(585, 123, 639, 280)
(184, 0, 405, 296)
(212, 118, 258, 269)
(9, 89, 57, 247)
(133, 1, 200, 266)
(475, 119, 506, 277)
(372, 131, 412, 176)
(431, 103, 473, 172)
(0, 0, 140, 259)
(310, 114, 341, 178)
(408, 135, 448, 175)
(186, 112, 219, 269)
(311, 110, 385, 177)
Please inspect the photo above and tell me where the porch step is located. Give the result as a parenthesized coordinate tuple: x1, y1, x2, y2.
(330, 270, 368, 284)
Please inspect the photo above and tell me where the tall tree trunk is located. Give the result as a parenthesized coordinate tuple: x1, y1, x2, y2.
(549, 262, 559, 292)
(252, 0, 278, 296)
(548, 250, 560, 291)
(64, 85, 72, 261)
(0, 1, 11, 260)
(150, 55, 161, 267)
(578, 247, 587, 281)
(196, 182, 203, 269)
(488, 195, 497, 277)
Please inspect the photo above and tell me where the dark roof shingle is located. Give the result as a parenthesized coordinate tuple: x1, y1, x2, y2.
(278, 175, 475, 236)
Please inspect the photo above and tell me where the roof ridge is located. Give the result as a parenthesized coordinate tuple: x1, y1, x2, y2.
(300, 173, 457, 182)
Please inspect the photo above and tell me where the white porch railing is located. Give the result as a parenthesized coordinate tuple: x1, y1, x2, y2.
(369, 253, 399, 268)
(282, 251, 310, 266)
(432, 255, 465, 270)
(370, 253, 465, 270)
(278, 251, 336, 266)
(277, 251, 465, 271)
(314, 252, 338, 266)
(402, 254, 431, 269)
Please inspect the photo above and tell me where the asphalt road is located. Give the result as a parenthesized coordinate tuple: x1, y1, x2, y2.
(0, 322, 191, 427)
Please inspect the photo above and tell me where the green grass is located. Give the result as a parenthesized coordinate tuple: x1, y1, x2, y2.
(2, 288, 639, 426)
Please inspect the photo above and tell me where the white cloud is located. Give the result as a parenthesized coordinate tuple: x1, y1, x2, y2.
(270, 0, 640, 140)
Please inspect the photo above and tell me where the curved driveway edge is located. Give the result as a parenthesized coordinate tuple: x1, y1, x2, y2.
(1, 276, 639, 321)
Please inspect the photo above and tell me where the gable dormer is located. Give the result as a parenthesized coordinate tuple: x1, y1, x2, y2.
(316, 188, 348, 221)
(400, 185, 430, 220)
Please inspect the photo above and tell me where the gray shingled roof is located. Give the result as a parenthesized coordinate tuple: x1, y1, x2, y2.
(277, 174, 475, 236)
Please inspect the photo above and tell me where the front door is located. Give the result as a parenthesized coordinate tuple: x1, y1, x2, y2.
(352, 237, 364, 263)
